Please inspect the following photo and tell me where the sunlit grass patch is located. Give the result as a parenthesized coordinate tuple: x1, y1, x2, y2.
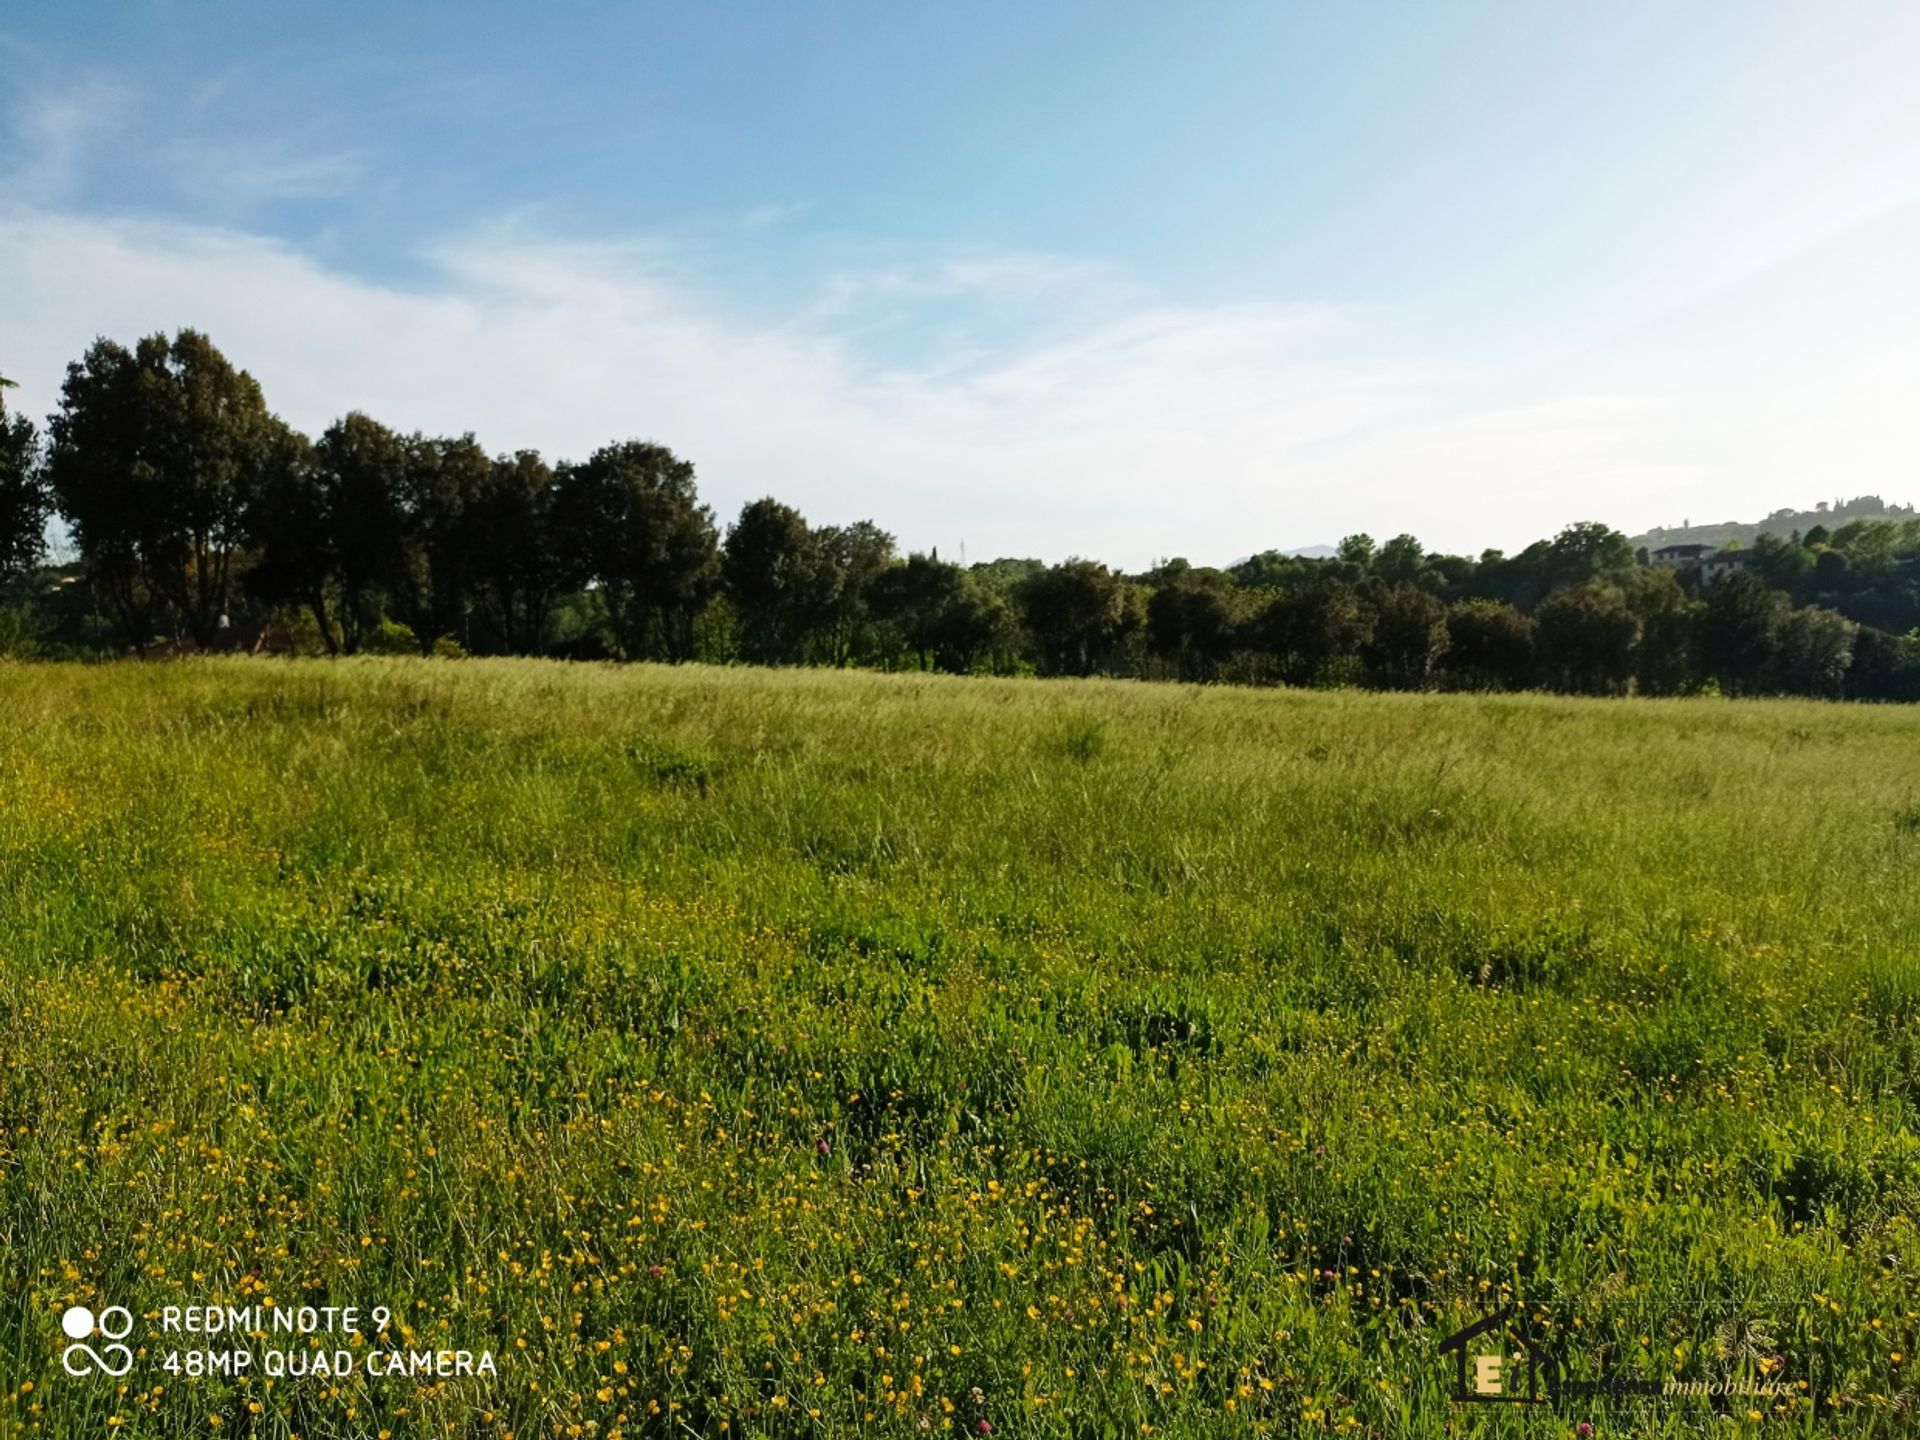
(1, 658, 1916, 1437)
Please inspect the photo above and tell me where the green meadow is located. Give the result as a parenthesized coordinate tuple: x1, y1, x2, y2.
(1, 658, 1916, 1438)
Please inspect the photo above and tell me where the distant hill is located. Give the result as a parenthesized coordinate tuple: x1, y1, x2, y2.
(1631, 495, 1915, 551)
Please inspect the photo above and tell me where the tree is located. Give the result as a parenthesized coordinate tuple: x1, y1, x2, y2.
(1812, 548, 1849, 595)
(1775, 606, 1857, 697)
(1470, 524, 1635, 611)
(1699, 572, 1787, 694)
(1336, 534, 1375, 569)
(1623, 567, 1700, 696)
(1546, 522, 1636, 588)
(1016, 559, 1139, 677)
(1443, 599, 1534, 690)
(1229, 549, 1316, 590)
(0, 379, 49, 582)
(1534, 582, 1639, 695)
(308, 412, 413, 654)
(556, 442, 721, 661)
(1373, 533, 1428, 587)
(1362, 583, 1447, 689)
(467, 450, 561, 654)
(1749, 531, 1814, 599)
(871, 552, 1014, 673)
(1252, 577, 1370, 686)
(243, 428, 334, 647)
(44, 339, 139, 639)
(1849, 626, 1920, 702)
(48, 330, 287, 646)
(929, 576, 1017, 674)
(394, 433, 492, 654)
(813, 521, 896, 666)
(1145, 567, 1239, 681)
(257, 415, 484, 656)
(723, 497, 829, 664)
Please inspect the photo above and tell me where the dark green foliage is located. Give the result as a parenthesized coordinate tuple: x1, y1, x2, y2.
(1775, 605, 1858, 697)
(1534, 581, 1639, 695)
(394, 432, 493, 654)
(1372, 532, 1429, 587)
(318, 411, 413, 652)
(243, 427, 333, 647)
(0, 381, 49, 582)
(17, 329, 1920, 702)
(1443, 598, 1534, 690)
(47, 330, 287, 646)
(1850, 627, 1920, 701)
(1362, 582, 1448, 689)
(870, 552, 1014, 673)
(556, 441, 719, 660)
(811, 520, 896, 665)
(1469, 522, 1636, 610)
(1700, 571, 1788, 694)
(722, 496, 831, 664)
(1251, 577, 1370, 685)
(1144, 563, 1239, 681)
(1017, 558, 1141, 677)
(467, 450, 564, 654)
(1623, 566, 1700, 695)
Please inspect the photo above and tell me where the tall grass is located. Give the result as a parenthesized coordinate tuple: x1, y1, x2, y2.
(1, 658, 1915, 1437)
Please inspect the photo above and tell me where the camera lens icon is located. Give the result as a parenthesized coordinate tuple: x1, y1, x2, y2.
(60, 1304, 134, 1377)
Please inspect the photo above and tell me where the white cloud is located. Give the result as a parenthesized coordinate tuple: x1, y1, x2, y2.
(4, 77, 133, 202)
(1, 206, 1917, 567)
(163, 141, 367, 203)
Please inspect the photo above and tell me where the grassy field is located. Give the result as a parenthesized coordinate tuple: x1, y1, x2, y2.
(2, 659, 1916, 1438)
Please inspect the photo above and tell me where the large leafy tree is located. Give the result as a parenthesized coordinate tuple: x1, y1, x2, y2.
(313, 412, 413, 653)
(1623, 567, 1700, 696)
(1443, 598, 1534, 691)
(242, 427, 332, 646)
(467, 450, 561, 654)
(1372, 533, 1431, 588)
(1252, 577, 1370, 686)
(394, 432, 492, 654)
(49, 340, 154, 640)
(0, 376, 50, 583)
(1473, 523, 1635, 610)
(1016, 559, 1140, 677)
(722, 497, 830, 664)
(1849, 626, 1920, 702)
(48, 330, 289, 646)
(1699, 571, 1788, 695)
(870, 552, 1013, 674)
(1775, 606, 1857, 698)
(1545, 521, 1636, 588)
(557, 442, 720, 661)
(1146, 564, 1240, 681)
(812, 521, 896, 666)
(1535, 581, 1639, 695)
(1362, 582, 1448, 689)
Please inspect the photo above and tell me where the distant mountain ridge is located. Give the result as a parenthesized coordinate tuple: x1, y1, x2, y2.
(1631, 495, 1916, 551)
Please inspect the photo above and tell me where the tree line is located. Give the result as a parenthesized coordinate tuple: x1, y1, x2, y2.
(3, 328, 1920, 701)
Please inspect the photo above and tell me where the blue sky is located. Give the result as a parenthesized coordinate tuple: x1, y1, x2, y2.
(4, 2, 1920, 565)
